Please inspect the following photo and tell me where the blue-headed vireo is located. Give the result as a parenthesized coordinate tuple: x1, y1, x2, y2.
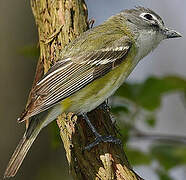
(4, 7, 181, 178)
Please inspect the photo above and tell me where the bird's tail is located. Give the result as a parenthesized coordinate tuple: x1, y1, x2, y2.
(4, 119, 42, 179)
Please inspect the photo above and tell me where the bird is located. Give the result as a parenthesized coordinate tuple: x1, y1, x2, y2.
(4, 6, 181, 178)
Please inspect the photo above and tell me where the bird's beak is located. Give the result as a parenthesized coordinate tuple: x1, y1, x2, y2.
(163, 28, 182, 39)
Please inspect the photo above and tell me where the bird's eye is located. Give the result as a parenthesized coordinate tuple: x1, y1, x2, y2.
(143, 13, 153, 20)
(140, 13, 160, 28)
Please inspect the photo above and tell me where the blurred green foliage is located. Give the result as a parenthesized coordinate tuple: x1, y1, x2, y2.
(151, 145, 186, 170)
(157, 169, 173, 180)
(115, 76, 186, 111)
(113, 76, 186, 180)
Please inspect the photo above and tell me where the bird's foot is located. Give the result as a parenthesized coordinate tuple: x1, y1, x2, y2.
(98, 100, 111, 112)
(85, 135, 121, 151)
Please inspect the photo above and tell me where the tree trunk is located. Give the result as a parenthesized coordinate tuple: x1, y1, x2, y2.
(30, 0, 143, 179)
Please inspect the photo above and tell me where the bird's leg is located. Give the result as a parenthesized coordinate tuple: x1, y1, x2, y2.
(98, 100, 116, 124)
(82, 113, 121, 151)
(98, 100, 111, 112)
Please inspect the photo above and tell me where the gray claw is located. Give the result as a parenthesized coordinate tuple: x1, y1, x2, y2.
(85, 135, 122, 151)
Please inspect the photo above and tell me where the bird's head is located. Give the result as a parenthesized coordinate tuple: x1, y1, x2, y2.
(122, 6, 182, 40)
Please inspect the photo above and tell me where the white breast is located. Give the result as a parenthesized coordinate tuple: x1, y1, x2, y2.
(135, 29, 164, 61)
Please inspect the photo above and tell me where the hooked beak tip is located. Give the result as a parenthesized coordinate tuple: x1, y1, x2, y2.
(164, 28, 182, 39)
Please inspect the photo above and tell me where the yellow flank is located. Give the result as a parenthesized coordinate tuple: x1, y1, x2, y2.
(61, 97, 72, 112)
(61, 45, 137, 113)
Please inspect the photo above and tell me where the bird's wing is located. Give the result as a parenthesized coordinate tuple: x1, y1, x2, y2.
(18, 39, 132, 122)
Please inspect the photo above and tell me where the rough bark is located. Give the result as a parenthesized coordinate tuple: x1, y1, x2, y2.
(30, 0, 143, 179)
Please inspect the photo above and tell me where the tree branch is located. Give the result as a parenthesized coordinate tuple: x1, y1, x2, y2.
(131, 129, 186, 144)
(30, 0, 142, 179)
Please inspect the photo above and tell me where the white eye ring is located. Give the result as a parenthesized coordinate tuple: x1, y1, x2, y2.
(140, 13, 157, 21)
